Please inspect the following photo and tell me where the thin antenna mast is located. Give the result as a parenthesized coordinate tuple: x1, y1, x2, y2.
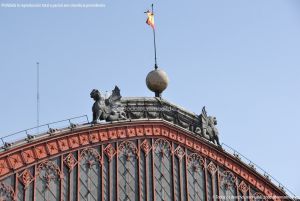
(36, 62, 40, 134)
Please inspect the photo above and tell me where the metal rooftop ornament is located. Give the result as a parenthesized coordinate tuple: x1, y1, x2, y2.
(90, 86, 127, 123)
(146, 68, 169, 98)
(196, 107, 221, 147)
(144, 4, 169, 98)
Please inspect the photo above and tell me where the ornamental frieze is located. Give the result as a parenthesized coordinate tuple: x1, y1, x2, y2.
(89, 87, 221, 146)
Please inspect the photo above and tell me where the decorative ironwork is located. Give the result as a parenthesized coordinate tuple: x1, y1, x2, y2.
(118, 141, 138, 160)
(37, 161, 61, 188)
(79, 148, 102, 200)
(253, 192, 267, 201)
(0, 122, 286, 200)
(104, 144, 116, 161)
(207, 161, 217, 175)
(174, 145, 185, 160)
(220, 170, 236, 189)
(140, 139, 152, 156)
(0, 121, 289, 200)
(238, 180, 249, 195)
(80, 148, 102, 168)
(187, 153, 205, 172)
(118, 141, 138, 201)
(153, 139, 173, 201)
(18, 169, 34, 189)
(0, 182, 14, 200)
(154, 138, 171, 158)
(64, 153, 77, 171)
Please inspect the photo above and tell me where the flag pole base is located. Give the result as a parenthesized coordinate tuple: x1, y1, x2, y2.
(155, 92, 161, 98)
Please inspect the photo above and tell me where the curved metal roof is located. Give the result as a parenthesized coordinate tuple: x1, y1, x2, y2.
(0, 97, 295, 200)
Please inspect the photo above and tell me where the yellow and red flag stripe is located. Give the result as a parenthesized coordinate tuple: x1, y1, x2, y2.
(145, 10, 155, 29)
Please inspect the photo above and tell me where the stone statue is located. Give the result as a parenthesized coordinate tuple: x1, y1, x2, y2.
(90, 86, 127, 123)
(195, 107, 221, 147)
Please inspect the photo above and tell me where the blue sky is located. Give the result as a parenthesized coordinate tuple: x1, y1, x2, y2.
(0, 0, 299, 196)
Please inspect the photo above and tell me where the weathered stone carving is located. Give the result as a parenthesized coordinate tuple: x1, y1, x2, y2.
(162, 112, 174, 122)
(195, 107, 221, 147)
(121, 98, 222, 147)
(147, 111, 159, 118)
(130, 111, 144, 119)
(177, 115, 190, 128)
(91, 86, 126, 123)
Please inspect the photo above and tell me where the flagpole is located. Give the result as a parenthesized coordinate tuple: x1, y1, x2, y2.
(152, 4, 158, 69)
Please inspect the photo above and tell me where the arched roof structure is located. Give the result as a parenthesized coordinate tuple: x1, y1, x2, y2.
(0, 97, 293, 201)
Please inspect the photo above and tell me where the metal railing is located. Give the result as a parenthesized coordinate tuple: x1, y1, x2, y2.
(222, 142, 297, 200)
(0, 115, 90, 147)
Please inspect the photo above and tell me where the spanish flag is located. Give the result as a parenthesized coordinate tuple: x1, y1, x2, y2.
(145, 10, 155, 29)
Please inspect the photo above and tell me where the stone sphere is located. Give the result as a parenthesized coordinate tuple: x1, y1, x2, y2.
(146, 69, 169, 94)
